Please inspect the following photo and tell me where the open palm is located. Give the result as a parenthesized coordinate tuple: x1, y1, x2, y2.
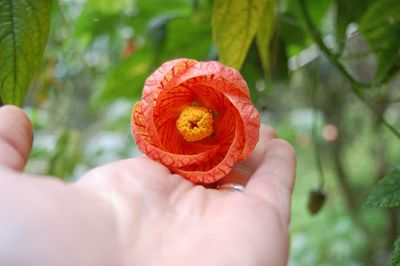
(0, 106, 296, 266)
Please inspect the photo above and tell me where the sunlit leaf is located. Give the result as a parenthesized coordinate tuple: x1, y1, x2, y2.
(359, 0, 400, 82)
(136, 0, 191, 17)
(85, 0, 131, 15)
(0, 0, 51, 106)
(256, 0, 278, 75)
(364, 166, 400, 208)
(212, 0, 266, 70)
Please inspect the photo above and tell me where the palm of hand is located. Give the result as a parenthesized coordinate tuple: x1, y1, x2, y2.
(78, 135, 293, 266)
(0, 106, 295, 266)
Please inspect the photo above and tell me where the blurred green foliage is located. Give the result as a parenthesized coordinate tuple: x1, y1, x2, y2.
(0, 0, 51, 105)
(1, 0, 400, 265)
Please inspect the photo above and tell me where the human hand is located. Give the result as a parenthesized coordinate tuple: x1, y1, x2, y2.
(0, 105, 296, 266)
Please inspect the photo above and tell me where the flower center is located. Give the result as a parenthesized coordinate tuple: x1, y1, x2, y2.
(176, 106, 214, 142)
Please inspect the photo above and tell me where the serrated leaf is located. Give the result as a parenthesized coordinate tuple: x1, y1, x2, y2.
(0, 0, 51, 106)
(393, 236, 400, 266)
(359, 0, 400, 83)
(256, 0, 277, 75)
(364, 166, 400, 208)
(92, 47, 154, 106)
(212, 0, 266, 70)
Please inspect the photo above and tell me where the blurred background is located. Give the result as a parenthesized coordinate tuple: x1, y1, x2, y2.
(6, 0, 400, 265)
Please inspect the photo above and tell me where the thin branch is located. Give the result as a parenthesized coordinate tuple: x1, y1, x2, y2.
(297, 0, 400, 140)
(311, 62, 325, 189)
(297, 0, 367, 88)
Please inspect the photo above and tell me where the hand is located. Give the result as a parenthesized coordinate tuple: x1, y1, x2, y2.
(0, 105, 296, 266)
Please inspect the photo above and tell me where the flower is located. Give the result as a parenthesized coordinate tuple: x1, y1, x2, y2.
(131, 59, 260, 184)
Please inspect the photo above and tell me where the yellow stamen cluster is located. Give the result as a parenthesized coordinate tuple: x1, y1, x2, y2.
(176, 106, 214, 142)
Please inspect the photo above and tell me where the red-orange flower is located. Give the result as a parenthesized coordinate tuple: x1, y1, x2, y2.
(131, 59, 260, 184)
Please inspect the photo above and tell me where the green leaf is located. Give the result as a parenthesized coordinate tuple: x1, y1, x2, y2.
(393, 236, 400, 266)
(359, 0, 400, 83)
(84, 0, 131, 15)
(131, 0, 192, 36)
(212, 0, 266, 70)
(147, 14, 180, 54)
(335, 0, 372, 50)
(276, 14, 306, 58)
(0, 0, 52, 106)
(92, 47, 154, 106)
(240, 42, 263, 104)
(285, 0, 332, 32)
(280, 0, 332, 58)
(73, 0, 134, 43)
(335, 0, 354, 51)
(160, 9, 212, 62)
(364, 166, 400, 208)
(256, 0, 277, 75)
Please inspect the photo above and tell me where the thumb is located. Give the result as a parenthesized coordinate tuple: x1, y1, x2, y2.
(0, 105, 33, 171)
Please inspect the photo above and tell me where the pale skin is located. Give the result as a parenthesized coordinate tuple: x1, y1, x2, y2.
(0, 105, 296, 266)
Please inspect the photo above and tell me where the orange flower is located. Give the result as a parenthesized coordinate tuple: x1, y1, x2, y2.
(131, 59, 260, 184)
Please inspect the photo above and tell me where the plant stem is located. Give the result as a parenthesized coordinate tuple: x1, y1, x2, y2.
(311, 62, 325, 189)
(297, 0, 400, 140)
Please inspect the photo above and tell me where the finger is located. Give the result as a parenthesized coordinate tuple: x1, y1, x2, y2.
(245, 139, 296, 223)
(239, 124, 277, 171)
(0, 105, 33, 171)
(215, 124, 277, 187)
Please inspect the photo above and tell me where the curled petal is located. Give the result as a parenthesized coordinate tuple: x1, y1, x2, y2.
(132, 102, 220, 168)
(172, 116, 246, 184)
(132, 59, 260, 184)
(176, 72, 259, 160)
(140, 59, 197, 148)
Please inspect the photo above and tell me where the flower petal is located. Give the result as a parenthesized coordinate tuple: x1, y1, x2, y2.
(132, 59, 260, 184)
(132, 102, 220, 168)
(178, 74, 259, 160)
(171, 115, 246, 184)
(140, 59, 198, 148)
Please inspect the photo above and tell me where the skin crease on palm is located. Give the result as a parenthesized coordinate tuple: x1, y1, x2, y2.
(0, 105, 296, 266)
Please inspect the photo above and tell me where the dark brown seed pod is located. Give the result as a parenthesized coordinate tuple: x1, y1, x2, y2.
(308, 188, 327, 215)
